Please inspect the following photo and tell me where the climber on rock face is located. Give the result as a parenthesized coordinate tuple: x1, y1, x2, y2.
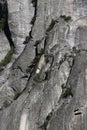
(0, 0, 15, 49)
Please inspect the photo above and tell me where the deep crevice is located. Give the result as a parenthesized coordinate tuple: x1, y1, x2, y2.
(39, 110, 54, 130)
(31, 0, 37, 25)
(23, 0, 37, 45)
(0, 0, 15, 49)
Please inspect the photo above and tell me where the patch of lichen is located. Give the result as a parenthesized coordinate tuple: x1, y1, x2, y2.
(39, 48, 45, 55)
(0, 49, 14, 67)
(32, 55, 40, 65)
(40, 111, 53, 129)
(60, 15, 71, 22)
(14, 92, 22, 100)
(26, 66, 33, 73)
(0, 19, 5, 30)
(23, 31, 32, 44)
(30, 15, 36, 25)
(62, 87, 73, 98)
(26, 47, 45, 73)
(34, 40, 41, 46)
(23, 36, 31, 44)
(25, 36, 31, 42)
(46, 19, 56, 32)
(3, 100, 10, 108)
(31, 0, 37, 7)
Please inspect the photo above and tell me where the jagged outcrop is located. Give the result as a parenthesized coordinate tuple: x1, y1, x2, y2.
(0, 0, 87, 130)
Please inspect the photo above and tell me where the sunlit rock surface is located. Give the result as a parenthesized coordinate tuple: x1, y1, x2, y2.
(0, 0, 87, 130)
(0, 31, 10, 61)
(8, 0, 34, 54)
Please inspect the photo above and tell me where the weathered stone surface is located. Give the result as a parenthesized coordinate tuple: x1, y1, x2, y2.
(8, 0, 34, 54)
(47, 51, 87, 130)
(0, 31, 10, 61)
(0, 0, 87, 130)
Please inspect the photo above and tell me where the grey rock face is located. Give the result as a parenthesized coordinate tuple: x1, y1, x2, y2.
(8, 0, 34, 54)
(0, 0, 87, 130)
(0, 32, 10, 61)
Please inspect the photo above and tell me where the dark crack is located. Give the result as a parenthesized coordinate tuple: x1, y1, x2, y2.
(60, 56, 75, 99)
(31, 0, 37, 25)
(39, 111, 53, 130)
(0, 0, 39, 111)
(0, 0, 15, 49)
(60, 48, 86, 100)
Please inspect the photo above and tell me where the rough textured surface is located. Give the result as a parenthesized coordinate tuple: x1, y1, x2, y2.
(0, 31, 10, 61)
(8, 0, 34, 54)
(0, 0, 87, 130)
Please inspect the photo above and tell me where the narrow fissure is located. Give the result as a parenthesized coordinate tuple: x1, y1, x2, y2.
(0, 0, 15, 49)
(39, 110, 54, 130)
(23, 0, 37, 45)
(31, 0, 37, 25)
(25, 0, 39, 79)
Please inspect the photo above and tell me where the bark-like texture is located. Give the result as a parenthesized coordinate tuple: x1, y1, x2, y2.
(0, 0, 87, 130)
